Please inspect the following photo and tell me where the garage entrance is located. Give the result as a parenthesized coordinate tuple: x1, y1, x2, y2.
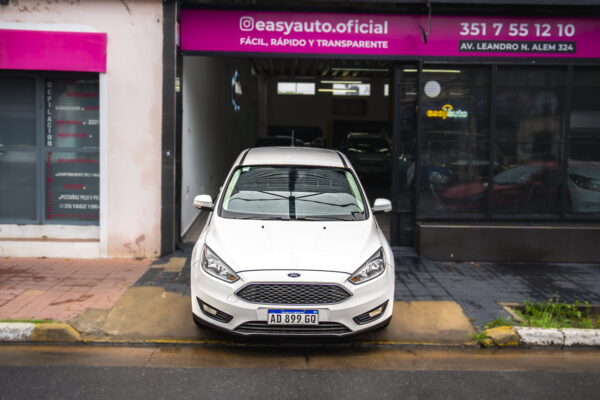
(180, 56, 400, 244)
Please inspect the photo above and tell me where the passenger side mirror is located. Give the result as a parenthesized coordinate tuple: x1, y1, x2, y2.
(193, 194, 214, 211)
(372, 198, 392, 214)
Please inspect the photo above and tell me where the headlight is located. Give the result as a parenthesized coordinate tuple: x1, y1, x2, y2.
(570, 173, 600, 191)
(348, 249, 385, 285)
(201, 245, 239, 283)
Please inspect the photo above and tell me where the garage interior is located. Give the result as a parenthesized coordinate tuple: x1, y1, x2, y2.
(180, 56, 396, 243)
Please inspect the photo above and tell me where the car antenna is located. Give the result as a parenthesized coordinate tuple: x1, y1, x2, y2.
(291, 129, 295, 147)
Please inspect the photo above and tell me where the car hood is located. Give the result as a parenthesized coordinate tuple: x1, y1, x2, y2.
(205, 217, 383, 274)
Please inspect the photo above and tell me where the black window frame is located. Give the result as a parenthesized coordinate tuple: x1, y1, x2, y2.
(408, 59, 600, 222)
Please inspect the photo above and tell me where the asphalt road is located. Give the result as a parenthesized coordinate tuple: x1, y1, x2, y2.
(0, 345, 599, 400)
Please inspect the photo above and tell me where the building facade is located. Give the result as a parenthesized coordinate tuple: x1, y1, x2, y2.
(2, 0, 600, 261)
(0, 0, 164, 258)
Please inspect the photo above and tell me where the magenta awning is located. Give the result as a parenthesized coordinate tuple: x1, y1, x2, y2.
(0, 29, 107, 72)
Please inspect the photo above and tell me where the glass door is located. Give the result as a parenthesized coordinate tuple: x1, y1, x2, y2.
(391, 64, 418, 246)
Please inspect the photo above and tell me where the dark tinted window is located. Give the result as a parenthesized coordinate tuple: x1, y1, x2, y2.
(418, 66, 491, 215)
(346, 136, 390, 153)
(494, 67, 565, 214)
(568, 67, 600, 214)
(0, 77, 37, 146)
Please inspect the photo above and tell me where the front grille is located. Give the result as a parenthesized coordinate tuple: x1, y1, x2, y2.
(235, 321, 351, 335)
(235, 283, 351, 305)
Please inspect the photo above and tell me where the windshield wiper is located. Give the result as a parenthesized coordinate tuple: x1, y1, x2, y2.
(294, 216, 355, 221)
(233, 215, 353, 221)
(234, 216, 291, 220)
(256, 191, 290, 199)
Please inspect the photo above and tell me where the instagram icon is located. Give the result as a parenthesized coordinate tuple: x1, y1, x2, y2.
(239, 16, 254, 31)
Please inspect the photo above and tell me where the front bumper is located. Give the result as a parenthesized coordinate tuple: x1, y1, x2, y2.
(190, 267, 394, 336)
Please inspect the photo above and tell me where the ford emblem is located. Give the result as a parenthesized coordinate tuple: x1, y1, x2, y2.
(288, 273, 301, 278)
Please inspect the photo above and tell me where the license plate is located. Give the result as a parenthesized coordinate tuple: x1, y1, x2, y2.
(267, 309, 319, 325)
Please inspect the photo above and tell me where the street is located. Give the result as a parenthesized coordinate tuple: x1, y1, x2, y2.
(0, 345, 599, 399)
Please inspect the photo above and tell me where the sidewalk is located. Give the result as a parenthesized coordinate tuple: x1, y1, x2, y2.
(1, 247, 599, 346)
(0, 257, 150, 321)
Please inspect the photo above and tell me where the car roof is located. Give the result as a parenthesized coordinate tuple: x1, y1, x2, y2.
(241, 146, 347, 168)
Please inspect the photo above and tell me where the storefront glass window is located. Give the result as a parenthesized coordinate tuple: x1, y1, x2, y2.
(0, 73, 99, 225)
(0, 151, 37, 220)
(494, 67, 565, 214)
(0, 77, 37, 220)
(45, 78, 100, 223)
(45, 151, 100, 221)
(394, 69, 417, 212)
(418, 66, 491, 215)
(568, 67, 600, 214)
(0, 77, 37, 146)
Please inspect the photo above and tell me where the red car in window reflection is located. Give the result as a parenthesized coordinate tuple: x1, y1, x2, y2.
(442, 160, 600, 213)
(441, 161, 562, 212)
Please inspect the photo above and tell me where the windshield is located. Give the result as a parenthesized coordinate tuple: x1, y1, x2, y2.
(219, 166, 366, 221)
(346, 137, 390, 153)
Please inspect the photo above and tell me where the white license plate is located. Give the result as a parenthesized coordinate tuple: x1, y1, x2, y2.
(267, 309, 319, 325)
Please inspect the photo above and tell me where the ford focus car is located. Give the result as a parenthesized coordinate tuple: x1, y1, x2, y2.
(190, 147, 394, 336)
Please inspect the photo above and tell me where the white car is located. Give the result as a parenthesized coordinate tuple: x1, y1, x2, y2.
(342, 133, 392, 178)
(568, 162, 600, 213)
(190, 147, 394, 336)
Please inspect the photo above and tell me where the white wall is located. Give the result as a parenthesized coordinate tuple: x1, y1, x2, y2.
(0, 0, 163, 258)
(181, 56, 259, 235)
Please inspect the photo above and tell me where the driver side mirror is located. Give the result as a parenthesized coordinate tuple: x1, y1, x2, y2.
(372, 198, 392, 214)
(193, 194, 214, 211)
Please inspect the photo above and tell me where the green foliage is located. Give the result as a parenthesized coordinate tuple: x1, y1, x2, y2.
(469, 331, 489, 344)
(483, 315, 514, 330)
(515, 297, 597, 329)
(470, 315, 514, 345)
(0, 319, 53, 324)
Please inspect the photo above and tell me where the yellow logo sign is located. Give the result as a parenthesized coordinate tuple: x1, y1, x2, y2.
(426, 104, 468, 120)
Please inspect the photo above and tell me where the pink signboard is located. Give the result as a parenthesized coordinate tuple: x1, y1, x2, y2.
(0, 29, 107, 72)
(181, 9, 600, 58)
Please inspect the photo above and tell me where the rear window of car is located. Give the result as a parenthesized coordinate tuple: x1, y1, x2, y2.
(346, 137, 390, 153)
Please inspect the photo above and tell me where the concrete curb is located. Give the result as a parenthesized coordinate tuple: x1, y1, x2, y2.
(0, 323, 36, 341)
(481, 326, 520, 347)
(1, 321, 598, 348)
(0, 322, 81, 343)
(482, 325, 600, 347)
(516, 326, 600, 347)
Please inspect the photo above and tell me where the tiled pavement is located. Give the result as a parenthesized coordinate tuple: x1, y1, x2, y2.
(393, 247, 600, 327)
(2, 246, 600, 329)
(0, 258, 150, 321)
(132, 243, 192, 296)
